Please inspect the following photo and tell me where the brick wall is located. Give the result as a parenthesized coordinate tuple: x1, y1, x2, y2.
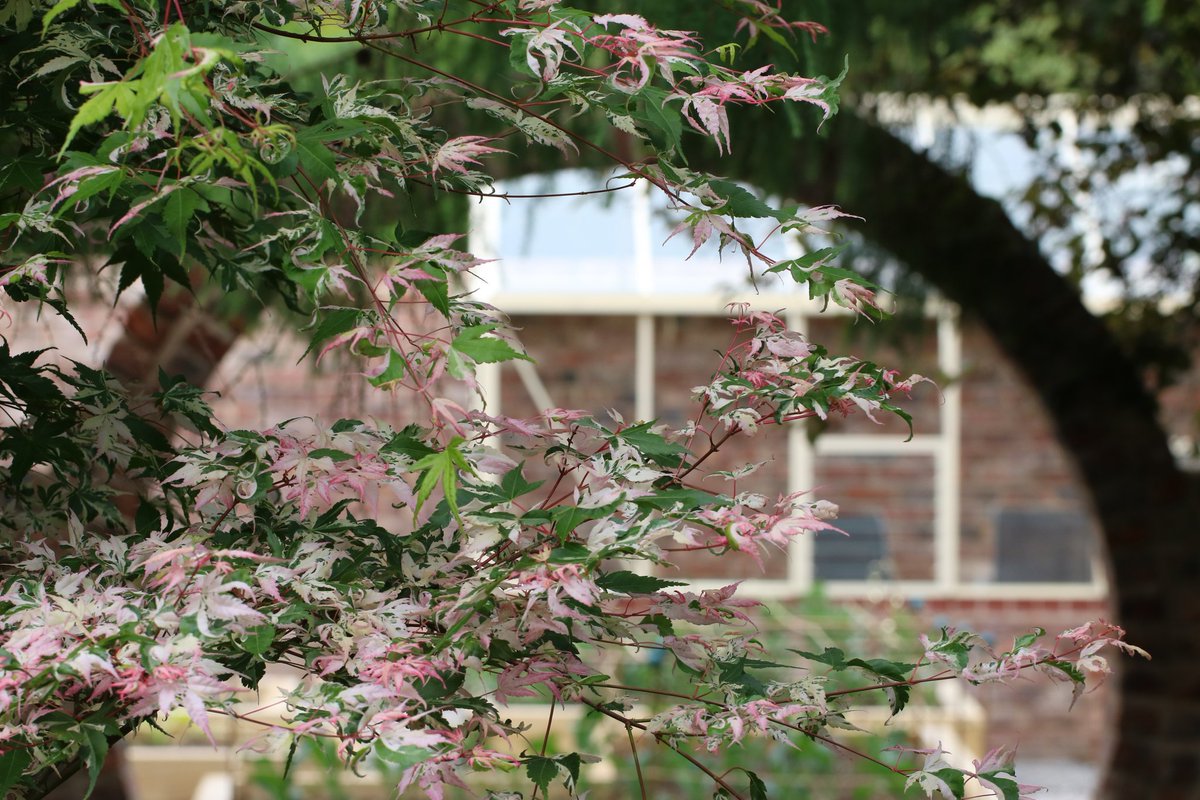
(206, 311, 437, 431)
(918, 598, 1115, 762)
(5, 289, 1136, 763)
(505, 311, 1118, 760)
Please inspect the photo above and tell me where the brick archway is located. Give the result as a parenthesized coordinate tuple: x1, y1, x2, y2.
(704, 109, 1196, 798)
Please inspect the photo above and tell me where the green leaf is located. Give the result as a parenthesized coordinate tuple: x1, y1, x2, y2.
(0, 0, 34, 31)
(557, 752, 582, 790)
(409, 437, 472, 520)
(716, 657, 769, 698)
(414, 670, 465, 702)
(241, 624, 276, 656)
(472, 466, 544, 506)
(595, 570, 687, 594)
(791, 648, 914, 715)
(923, 629, 976, 672)
(0, 749, 30, 797)
(845, 657, 912, 715)
(134, 500, 160, 537)
(762, 245, 846, 276)
(161, 186, 207, 257)
(633, 86, 682, 153)
(615, 421, 688, 467)
(414, 276, 450, 317)
(499, 466, 543, 502)
(1042, 658, 1085, 684)
(817, 56, 850, 120)
(932, 768, 966, 800)
(281, 735, 299, 779)
(450, 324, 531, 368)
(155, 370, 220, 436)
(307, 448, 354, 462)
(547, 542, 592, 563)
(300, 118, 369, 143)
(979, 772, 1021, 800)
(375, 744, 431, 772)
(552, 499, 621, 542)
(58, 167, 124, 212)
(791, 646, 848, 669)
(523, 755, 558, 796)
(293, 131, 338, 185)
(0, 343, 66, 408)
(632, 487, 726, 512)
(382, 425, 436, 461)
(749, 20, 796, 57)
(507, 30, 538, 78)
(301, 308, 362, 359)
(444, 346, 470, 380)
(844, 657, 912, 681)
(746, 769, 769, 800)
(1011, 627, 1046, 652)
(42, 0, 85, 31)
(115, 244, 164, 309)
(367, 349, 411, 389)
(708, 179, 791, 222)
(60, 82, 132, 155)
(80, 722, 110, 799)
(640, 613, 675, 637)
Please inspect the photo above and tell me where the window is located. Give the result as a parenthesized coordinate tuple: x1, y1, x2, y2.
(469, 170, 1106, 599)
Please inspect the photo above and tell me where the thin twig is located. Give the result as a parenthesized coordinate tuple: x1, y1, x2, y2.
(626, 724, 648, 800)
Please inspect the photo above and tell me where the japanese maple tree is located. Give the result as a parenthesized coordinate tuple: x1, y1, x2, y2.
(0, 1, 1145, 798)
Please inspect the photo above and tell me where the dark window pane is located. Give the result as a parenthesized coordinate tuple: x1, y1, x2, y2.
(994, 510, 1094, 583)
(814, 516, 891, 581)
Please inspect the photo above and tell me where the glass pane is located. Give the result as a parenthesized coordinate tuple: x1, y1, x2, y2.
(813, 516, 889, 580)
(993, 511, 1094, 583)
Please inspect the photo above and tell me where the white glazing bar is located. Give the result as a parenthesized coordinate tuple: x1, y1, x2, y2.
(466, 193, 501, 301)
(629, 314, 657, 578)
(935, 305, 963, 590)
(487, 291, 830, 316)
(475, 363, 501, 414)
(630, 184, 657, 572)
(814, 435, 945, 456)
(635, 314, 655, 422)
(467, 193, 503, 412)
(786, 307, 815, 593)
(628, 180, 656, 423)
(680, 577, 1107, 601)
(631, 180, 654, 294)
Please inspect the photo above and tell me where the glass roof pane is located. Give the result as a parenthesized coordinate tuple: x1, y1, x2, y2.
(478, 170, 804, 295)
